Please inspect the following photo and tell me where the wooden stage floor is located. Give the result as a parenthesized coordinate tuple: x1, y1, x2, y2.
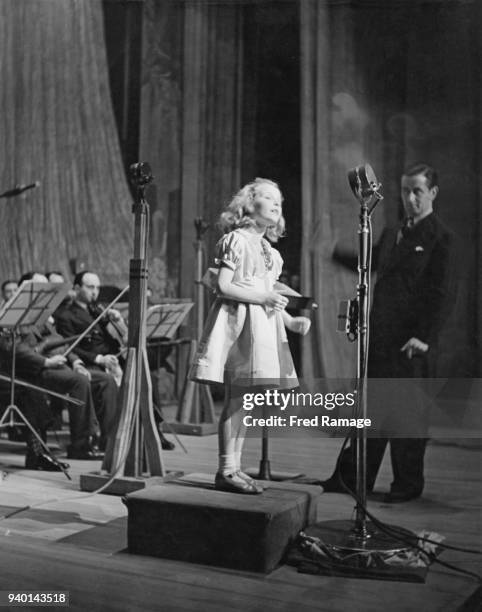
(0, 417, 480, 612)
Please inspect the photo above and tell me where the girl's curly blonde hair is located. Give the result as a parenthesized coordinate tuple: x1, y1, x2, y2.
(218, 178, 286, 242)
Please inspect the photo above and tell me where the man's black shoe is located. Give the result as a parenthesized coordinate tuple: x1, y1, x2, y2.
(155, 423, 175, 450)
(383, 489, 422, 503)
(320, 476, 377, 496)
(67, 445, 104, 460)
(158, 429, 175, 451)
(320, 476, 355, 494)
(25, 451, 70, 472)
(161, 437, 175, 451)
(87, 435, 104, 453)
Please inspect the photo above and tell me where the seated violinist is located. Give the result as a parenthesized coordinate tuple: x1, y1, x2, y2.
(55, 271, 175, 450)
(54, 272, 122, 375)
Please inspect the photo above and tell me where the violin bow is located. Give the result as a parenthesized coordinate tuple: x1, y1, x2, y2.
(0, 374, 84, 406)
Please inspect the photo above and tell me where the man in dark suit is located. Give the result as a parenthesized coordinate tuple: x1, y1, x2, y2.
(54, 272, 121, 372)
(323, 163, 457, 502)
(55, 271, 175, 450)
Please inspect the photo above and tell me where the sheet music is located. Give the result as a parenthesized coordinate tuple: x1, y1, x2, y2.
(116, 300, 194, 340)
(146, 302, 194, 339)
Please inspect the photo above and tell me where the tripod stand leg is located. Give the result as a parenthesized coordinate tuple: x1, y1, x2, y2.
(103, 348, 137, 474)
(0, 405, 71, 481)
(139, 349, 164, 476)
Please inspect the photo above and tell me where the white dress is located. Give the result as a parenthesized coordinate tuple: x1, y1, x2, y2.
(189, 228, 298, 387)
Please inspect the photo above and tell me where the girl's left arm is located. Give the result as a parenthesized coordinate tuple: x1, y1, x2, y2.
(281, 310, 311, 336)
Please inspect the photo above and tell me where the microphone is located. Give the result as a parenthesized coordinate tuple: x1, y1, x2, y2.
(347, 165, 382, 202)
(347, 165, 383, 212)
(0, 181, 41, 199)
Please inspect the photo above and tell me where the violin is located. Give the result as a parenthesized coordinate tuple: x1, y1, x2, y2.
(86, 302, 127, 387)
(88, 302, 128, 347)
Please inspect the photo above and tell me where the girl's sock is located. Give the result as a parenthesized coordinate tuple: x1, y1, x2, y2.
(234, 450, 242, 472)
(218, 453, 237, 476)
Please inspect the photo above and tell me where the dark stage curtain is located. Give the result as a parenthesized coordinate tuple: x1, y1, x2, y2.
(140, 0, 243, 309)
(0, 0, 132, 285)
(300, 0, 481, 379)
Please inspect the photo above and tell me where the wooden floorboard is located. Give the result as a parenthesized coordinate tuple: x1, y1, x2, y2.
(0, 417, 480, 612)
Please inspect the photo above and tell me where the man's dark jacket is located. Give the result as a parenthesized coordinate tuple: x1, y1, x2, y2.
(55, 302, 119, 366)
(368, 212, 457, 377)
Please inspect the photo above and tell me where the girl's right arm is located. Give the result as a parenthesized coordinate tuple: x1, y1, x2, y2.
(217, 265, 288, 311)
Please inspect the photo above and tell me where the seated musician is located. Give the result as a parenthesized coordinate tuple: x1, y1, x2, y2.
(55, 271, 175, 450)
(46, 271, 76, 312)
(0, 279, 18, 309)
(9, 273, 117, 460)
(45, 271, 65, 283)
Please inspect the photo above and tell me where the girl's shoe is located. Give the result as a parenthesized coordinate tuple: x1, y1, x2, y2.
(214, 471, 262, 495)
(236, 470, 264, 492)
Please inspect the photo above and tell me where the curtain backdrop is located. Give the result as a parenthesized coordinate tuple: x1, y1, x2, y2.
(300, 0, 385, 380)
(0, 0, 132, 285)
(301, 0, 481, 379)
(140, 0, 243, 314)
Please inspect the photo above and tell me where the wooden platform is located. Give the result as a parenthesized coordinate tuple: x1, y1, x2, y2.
(0, 411, 480, 611)
(124, 473, 320, 572)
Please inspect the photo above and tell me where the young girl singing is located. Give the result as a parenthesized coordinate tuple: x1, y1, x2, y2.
(190, 178, 310, 494)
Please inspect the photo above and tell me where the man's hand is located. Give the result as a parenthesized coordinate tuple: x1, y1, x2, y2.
(44, 355, 67, 368)
(107, 309, 123, 323)
(401, 337, 429, 359)
(96, 354, 119, 369)
(73, 362, 91, 380)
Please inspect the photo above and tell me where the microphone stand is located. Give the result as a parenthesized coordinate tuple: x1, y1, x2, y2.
(172, 217, 217, 435)
(353, 185, 378, 540)
(309, 166, 416, 561)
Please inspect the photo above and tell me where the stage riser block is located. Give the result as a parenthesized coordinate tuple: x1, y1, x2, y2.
(79, 472, 184, 495)
(123, 474, 320, 573)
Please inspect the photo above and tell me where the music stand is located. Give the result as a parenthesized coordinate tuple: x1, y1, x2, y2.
(0, 282, 71, 479)
(112, 299, 193, 356)
(144, 301, 194, 450)
(145, 300, 194, 341)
